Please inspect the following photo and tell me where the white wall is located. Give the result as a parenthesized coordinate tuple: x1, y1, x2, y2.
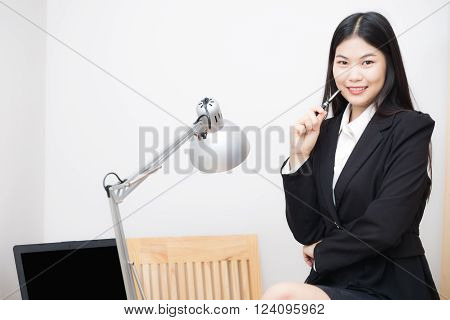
(1, 0, 448, 298)
(43, 0, 449, 292)
(0, 0, 46, 299)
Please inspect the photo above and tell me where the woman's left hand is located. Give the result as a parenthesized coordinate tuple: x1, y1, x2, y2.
(302, 240, 322, 267)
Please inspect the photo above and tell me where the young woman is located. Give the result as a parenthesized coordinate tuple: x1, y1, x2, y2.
(263, 12, 439, 300)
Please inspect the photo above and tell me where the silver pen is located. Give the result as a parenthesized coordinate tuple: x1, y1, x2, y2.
(315, 89, 341, 116)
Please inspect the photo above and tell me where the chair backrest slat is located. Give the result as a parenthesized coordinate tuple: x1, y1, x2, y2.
(126, 234, 261, 300)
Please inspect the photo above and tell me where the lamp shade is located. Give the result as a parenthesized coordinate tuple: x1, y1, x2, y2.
(189, 119, 250, 173)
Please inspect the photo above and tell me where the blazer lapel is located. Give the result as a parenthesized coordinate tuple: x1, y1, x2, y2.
(318, 110, 395, 224)
(333, 111, 395, 210)
(318, 113, 342, 224)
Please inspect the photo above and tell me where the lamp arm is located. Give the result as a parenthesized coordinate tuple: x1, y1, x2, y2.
(106, 120, 206, 202)
(103, 118, 207, 300)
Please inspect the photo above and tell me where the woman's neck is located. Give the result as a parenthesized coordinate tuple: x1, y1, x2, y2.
(349, 104, 368, 122)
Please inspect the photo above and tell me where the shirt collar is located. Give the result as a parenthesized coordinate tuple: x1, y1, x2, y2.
(339, 103, 376, 141)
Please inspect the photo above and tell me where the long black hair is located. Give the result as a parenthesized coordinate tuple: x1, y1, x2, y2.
(322, 11, 432, 201)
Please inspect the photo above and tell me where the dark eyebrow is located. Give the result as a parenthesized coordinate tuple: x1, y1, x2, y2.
(335, 53, 377, 59)
(360, 53, 376, 59)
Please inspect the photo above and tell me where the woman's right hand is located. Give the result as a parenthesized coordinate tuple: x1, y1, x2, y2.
(290, 106, 327, 162)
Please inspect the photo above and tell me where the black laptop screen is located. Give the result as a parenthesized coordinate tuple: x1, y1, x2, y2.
(14, 239, 127, 299)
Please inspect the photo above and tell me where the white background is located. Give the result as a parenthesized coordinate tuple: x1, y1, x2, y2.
(0, 0, 448, 299)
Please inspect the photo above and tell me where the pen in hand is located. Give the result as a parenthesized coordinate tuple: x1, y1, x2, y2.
(315, 89, 341, 116)
(290, 89, 341, 165)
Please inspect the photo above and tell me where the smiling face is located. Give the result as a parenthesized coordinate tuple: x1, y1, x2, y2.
(333, 36, 387, 110)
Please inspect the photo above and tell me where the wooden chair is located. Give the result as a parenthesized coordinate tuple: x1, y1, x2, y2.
(126, 234, 262, 300)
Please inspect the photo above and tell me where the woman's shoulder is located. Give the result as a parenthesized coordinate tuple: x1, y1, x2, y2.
(391, 109, 435, 130)
(392, 109, 434, 121)
(390, 109, 435, 142)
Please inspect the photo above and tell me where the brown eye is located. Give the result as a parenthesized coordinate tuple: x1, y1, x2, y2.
(362, 60, 374, 66)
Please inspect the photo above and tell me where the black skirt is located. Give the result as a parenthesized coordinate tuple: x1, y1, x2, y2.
(315, 285, 383, 300)
(307, 255, 440, 299)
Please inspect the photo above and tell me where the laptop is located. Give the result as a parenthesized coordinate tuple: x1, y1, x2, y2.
(13, 238, 127, 299)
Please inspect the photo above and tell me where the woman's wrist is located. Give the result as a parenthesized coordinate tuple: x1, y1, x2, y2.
(289, 153, 310, 169)
(291, 152, 310, 162)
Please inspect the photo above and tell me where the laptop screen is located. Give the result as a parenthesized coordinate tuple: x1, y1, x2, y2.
(13, 239, 127, 299)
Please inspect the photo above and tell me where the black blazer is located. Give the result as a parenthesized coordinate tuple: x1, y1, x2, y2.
(281, 108, 440, 299)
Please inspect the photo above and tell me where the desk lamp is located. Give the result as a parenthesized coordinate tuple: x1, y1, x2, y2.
(103, 97, 250, 299)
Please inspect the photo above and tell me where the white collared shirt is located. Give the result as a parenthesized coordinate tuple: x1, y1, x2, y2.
(282, 103, 376, 271)
(332, 102, 376, 204)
